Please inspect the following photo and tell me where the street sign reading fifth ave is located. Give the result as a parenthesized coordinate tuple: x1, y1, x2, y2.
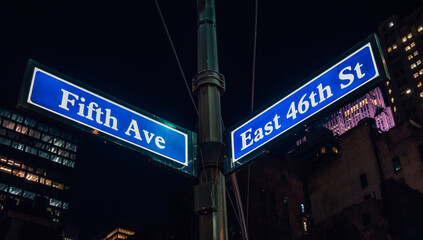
(18, 60, 197, 176)
(225, 34, 389, 174)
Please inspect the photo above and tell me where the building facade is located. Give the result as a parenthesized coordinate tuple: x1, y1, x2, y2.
(290, 118, 423, 239)
(322, 87, 395, 136)
(0, 107, 77, 225)
(378, 6, 423, 124)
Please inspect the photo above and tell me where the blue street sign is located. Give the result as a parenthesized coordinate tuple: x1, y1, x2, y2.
(225, 34, 389, 174)
(19, 60, 197, 176)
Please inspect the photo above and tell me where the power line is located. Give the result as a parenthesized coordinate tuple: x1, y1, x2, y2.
(154, 0, 199, 116)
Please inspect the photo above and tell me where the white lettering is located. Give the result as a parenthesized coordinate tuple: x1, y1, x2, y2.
(240, 128, 253, 150)
(354, 62, 365, 79)
(254, 128, 264, 142)
(155, 136, 165, 149)
(125, 120, 142, 140)
(143, 130, 155, 144)
(273, 114, 281, 129)
(58, 89, 78, 111)
(339, 66, 354, 89)
(317, 83, 333, 103)
(264, 122, 273, 135)
(309, 91, 318, 107)
(104, 109, 118, 130)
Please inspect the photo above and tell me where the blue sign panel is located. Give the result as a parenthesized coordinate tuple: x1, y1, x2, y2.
(19, 60, 197, 176)
(226, 35, 389, 174)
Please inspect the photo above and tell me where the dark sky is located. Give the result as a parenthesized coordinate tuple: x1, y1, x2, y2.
(1, 0, 422, 238)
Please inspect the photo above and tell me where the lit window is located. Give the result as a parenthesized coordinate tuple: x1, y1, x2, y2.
(414, 51, 419, 56)
(411, 63, 417, 69)
(332, 146, 338, 153)
(25, 146, 37, 155)
(409, 54, 414, 60)
(414, 73, 419, 78)
(28, 129, 41, 139)
(26, 173, 39, 182)
(12, 142, 25, 151)
(49, 198, 62, 208)
(23, 191, 36, 199)
(406, 89, 412, 94)
(41, 134, 53, 143)
(389, 21, 394, 27)
(392, 156, 402, 172)
(52, 181, 64, 190)
(394, 106, 397, 112)
(406, 46, 411, 51)
(419, 26, 423, 32)
(0, 183, 7, 192)
(15, 124, 28, 134)
(51, 155, 62, 164)
(408, 33, 412, 39)
(402, 37, 407, 42)
(386, 81, 389, 86)
(411, 42, 416, 47)
(393, 44, 397, 49)
(418, 82, 422, 88)
(391, 98, 394, 103)
(420, 69, 423, 75)
(12, 170, 24, 178)
(53, 138, 65, 148)
(58, 149, 69, 158)
(8, 186, 22, 196)
(420, 92, 423, 98)
(418, 60, 422, 65)
(2, 120, 15, 130)
(45, 179, 52, 186)
(0, 166, 11, 174)
(388, 47, 392, 53)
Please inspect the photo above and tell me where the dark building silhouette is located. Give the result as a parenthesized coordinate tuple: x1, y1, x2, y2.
(0, 107, 78, 239)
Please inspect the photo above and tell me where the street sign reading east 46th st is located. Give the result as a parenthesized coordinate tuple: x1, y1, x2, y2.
(18, 60, 197, 176)
(225, 34, 389, 174)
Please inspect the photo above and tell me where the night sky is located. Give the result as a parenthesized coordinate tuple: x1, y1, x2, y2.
(0, 0, 421, 238)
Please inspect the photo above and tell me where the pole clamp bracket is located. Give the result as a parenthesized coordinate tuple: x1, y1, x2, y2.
(192, 70, 226, 93)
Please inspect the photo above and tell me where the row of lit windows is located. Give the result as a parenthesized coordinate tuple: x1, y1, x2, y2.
(387, 44, 397, 53)
(0, 135, 75, 168)
(410, 59, 421, 69)
(402, 33, 413, 43)
(0, 108, 76, 143)
(1, 119, 77, 153)
(405, 42, 416, 52)
(408, 50, 419, 60)
(413, 69, 423, 79)
(0, 182, 68, 210)
(0, 156, 67, 190)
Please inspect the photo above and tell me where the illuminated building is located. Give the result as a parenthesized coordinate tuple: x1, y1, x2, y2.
(378, 6, 423, 124)
(101, 227, 135, 240)
(0, 107, 77, 224)
(322, 87, 395, 136)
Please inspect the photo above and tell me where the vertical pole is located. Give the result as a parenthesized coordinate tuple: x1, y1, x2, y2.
(193, 0, 228, 239)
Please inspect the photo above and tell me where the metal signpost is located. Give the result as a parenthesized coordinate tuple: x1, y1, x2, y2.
(18, 60, 197, 176)
(225, 34, 389, 174)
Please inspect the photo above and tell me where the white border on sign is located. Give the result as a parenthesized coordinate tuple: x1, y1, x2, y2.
(231, 43, 379, 164)
(27, 68, 189, 166)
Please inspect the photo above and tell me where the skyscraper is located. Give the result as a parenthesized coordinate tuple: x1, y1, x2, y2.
(0, 107, 77, 224)
(378, 6, 423, 124)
